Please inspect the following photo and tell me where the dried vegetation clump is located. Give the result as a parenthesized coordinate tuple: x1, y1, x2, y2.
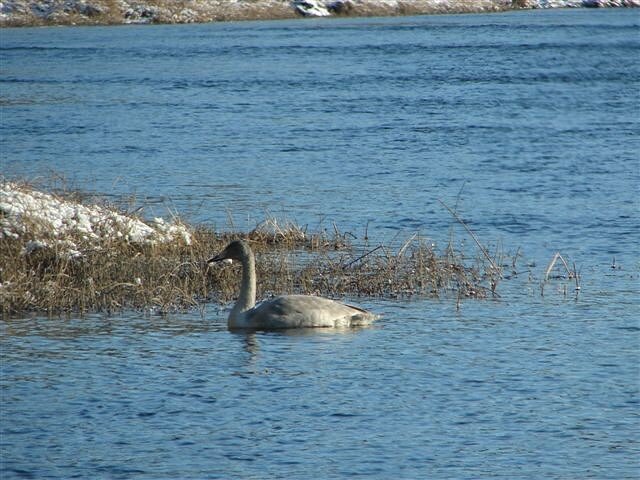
(1, 182, 503, 317)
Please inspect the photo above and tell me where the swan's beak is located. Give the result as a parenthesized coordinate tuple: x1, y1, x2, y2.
(207, 253, 222, 264)
(207, 254, 232, 265)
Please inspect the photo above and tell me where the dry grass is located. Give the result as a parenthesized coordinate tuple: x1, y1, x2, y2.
(0, 227, 498, 317)
(540, 251, 581, 296)
(0, 184, 505, 317)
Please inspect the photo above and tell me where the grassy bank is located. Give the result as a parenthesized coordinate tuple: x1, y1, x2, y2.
(0, 181, 502, 317)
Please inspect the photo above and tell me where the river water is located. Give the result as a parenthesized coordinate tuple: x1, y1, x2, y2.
(1, 8, 639, 479)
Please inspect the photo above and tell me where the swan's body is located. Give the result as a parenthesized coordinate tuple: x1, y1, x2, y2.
(209, 240, 378, 330)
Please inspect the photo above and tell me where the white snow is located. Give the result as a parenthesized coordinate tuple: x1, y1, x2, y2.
(1, 182, 192, 259)
(293, 0, 331, 16)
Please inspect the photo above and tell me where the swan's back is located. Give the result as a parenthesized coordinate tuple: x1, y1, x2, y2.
(243, 295, 377, 330)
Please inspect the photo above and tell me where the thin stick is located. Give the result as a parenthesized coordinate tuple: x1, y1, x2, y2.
(454, 181, 467, 213)
(544, 252, 571, 281)
(438, 199, 500, 273)
(397, 233, 417, 258)
(342, 245, 384, 269)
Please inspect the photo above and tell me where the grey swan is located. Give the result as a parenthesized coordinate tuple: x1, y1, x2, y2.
(208, 240, 378, 329)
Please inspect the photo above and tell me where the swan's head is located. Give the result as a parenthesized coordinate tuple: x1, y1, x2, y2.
(208, 239, 252, 264)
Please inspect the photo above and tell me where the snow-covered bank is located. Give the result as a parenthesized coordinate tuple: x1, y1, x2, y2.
(0, 0, 637, 26)
(0, 182, 192, 259)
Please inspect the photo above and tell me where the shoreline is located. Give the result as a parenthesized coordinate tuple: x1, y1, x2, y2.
(1, 0, 638, 28)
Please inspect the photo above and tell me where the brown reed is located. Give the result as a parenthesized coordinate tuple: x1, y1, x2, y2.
(0, 184, 501, 317)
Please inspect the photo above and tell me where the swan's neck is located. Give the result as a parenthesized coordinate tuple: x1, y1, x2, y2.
(230, 249, 256, 324)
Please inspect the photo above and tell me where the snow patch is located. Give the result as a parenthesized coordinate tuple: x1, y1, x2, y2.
(293, 0, 331, 16)
(1, 182, 192, 259)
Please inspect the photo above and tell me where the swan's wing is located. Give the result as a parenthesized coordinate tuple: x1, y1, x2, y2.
(248, 295, 377, 329)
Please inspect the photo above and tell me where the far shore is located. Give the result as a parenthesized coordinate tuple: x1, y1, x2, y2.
(1, 0, 638, 28)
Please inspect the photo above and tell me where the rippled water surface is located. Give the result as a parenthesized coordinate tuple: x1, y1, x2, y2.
(1, 9, 639, 479)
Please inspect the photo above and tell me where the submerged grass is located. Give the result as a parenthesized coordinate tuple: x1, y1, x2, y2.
(1, 183, 505, 317)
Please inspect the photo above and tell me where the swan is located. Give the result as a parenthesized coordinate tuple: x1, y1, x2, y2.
(208, 240, 378, 330)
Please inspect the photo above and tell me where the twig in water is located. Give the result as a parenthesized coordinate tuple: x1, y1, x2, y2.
(454, 181, 467, 213)
(544, 252, 571, 281)
(397, 233, 418, 258)
(543, 252, 581, 293)
(342, 245, 384, 269)
(438, 199, 500, 274)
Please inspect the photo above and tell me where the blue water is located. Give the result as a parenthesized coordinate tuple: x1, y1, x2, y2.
(1, 9, 639, 479)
